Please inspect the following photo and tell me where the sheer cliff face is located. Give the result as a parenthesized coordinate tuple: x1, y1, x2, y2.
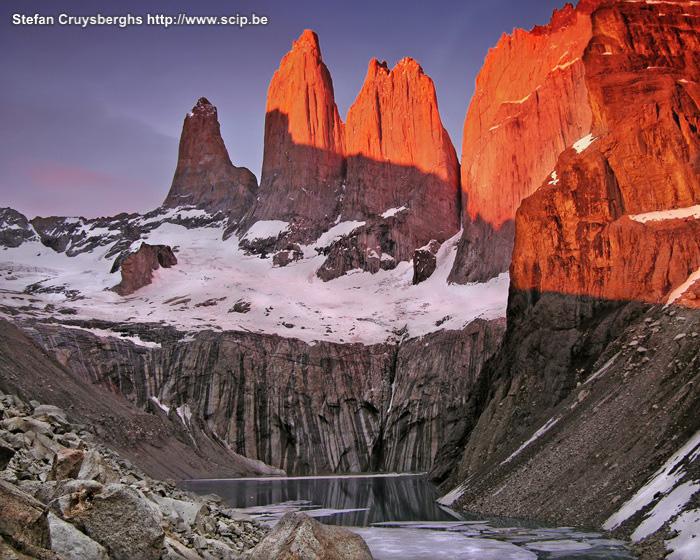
(163, 98, 258, 221)
(24, 319, 504, 476)
(513, 0, 700, 304)
(343, 58, 460, 228)
(443, 0, 700, 530)
(450, 2, 595, 283)
(242, 30, 346, 240)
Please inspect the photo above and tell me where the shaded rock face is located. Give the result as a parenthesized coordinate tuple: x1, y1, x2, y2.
(163, 98, 258, 221)
(250, 512, 374, 560)
(440, 0, 700, 533)
(0, 319, 276, 481)
(113, 242, 177, 296)
(412, 240, 440, 285)
(25, 319, 504, 476)
(445, 297, 700, 531)
(240, 32, 461, 279)
(450, 1, 596, 283)
(241, 30, 346, 245)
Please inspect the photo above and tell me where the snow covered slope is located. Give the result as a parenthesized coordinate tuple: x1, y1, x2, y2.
(0, 206, 508, 344)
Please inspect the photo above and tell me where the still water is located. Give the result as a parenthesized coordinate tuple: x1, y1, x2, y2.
(180, 474, 634, 560)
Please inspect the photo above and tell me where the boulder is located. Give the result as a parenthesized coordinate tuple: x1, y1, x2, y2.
(412, 240, 440, 284)
(0, 480, 51, 550)
(50, 449, 84, 481)
(48, 512, 109, 560)
(76, 449, 119, 484)
(31, 405, 70, 432)
(1, 417, 52, 435)
(63, 483, 164, 560)
(249, 512, 374, 560)
(150, 493, 207, 533)
(0, 439, 15, 469)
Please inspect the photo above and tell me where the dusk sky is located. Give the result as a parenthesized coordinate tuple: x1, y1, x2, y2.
(2, 0, 568, 219)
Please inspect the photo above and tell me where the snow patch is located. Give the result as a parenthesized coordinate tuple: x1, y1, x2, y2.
(667, 508, 700, 560)
(380, 206, 408, 219)
(241, 220, 289, 241)
(437, 483, 467, 507)
(573, 134, 597, 154)
(306, 221, 365, 253)
(629, 204, 700, 224)
(584, 352, 620, 385)
(502, 417, 561, 465)
(60, 324, 162, 348)
(604, 430, 700, 531)
(150, 397, 170, 414)
(667, 267, 700, 305)
(0, 226, 508, 345)
(631, 481, 700, 541)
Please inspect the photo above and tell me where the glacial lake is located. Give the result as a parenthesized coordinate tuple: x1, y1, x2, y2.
(180, 473, 634, 560)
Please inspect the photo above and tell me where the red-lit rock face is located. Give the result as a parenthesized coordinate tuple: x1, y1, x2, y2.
(241, 32, 460, 277)
(163, 98, 257, 220)
(316, 57, 462, 276)
(247, 30, 345, 237)
(461, 3, 594, 230)
(448, 2, 599, 283)
(512, 0, 700, 305)
(343, 58, 460, 236)
(114, 243, 177, 296)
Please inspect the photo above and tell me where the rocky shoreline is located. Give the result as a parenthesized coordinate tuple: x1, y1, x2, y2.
(0, 389, 270, 560)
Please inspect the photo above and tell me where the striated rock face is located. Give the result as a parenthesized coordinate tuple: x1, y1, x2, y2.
(0, 319, 275, 481)
(163, 97, 258, 221)
(240, 30, 345, 246)
(450, 1, 596, 283)
(24, 319, 504, 476)
(441, 0, 700, 533)
(113, 243, 177, 296)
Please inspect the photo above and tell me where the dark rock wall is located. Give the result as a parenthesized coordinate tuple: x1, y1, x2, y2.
(24, 319, 505, 476)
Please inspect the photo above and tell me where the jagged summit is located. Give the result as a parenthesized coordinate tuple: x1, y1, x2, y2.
(162, 97, 257, 221)
(237, 29, 345, 246)
(294, 28, 321, 51)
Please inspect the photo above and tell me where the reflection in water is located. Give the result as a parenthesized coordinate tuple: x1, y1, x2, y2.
(180, 473, 456, 526)
(179, 475, 634, 559)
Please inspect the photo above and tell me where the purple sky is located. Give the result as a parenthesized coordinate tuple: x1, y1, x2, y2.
(1, 0, 568, 219)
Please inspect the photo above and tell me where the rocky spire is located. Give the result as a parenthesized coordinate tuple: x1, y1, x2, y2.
(163, 97, 257, 222)
(240, 30, 345, 243)
(343, 57, 460, 231)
